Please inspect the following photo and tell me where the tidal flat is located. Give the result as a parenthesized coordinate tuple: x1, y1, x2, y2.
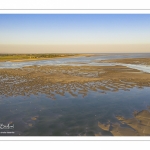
(0, 65, 150, 98)
(0, 54, 150, 136)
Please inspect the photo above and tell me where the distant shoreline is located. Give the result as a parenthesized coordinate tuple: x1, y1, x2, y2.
(0, 53, 94, 62)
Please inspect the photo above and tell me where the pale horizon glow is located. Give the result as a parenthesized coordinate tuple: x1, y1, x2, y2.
(0, 14, 150, 53)
(1, 44, 150, 53)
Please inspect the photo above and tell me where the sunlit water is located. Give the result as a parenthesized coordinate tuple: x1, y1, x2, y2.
(0, 53, 150, 136)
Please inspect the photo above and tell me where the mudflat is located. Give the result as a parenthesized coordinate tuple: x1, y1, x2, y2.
(0, 56, 150, 136)
(99, 57, 150, 65)
(97, 109, 150, 136)
(0, 65, 150, 99)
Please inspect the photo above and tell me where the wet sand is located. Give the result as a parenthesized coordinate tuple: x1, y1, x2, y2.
(99, 57, 150, 65)
(0, 57, 150, 136)
(0, 65, 150, 99)
(97, 109, 150, 136)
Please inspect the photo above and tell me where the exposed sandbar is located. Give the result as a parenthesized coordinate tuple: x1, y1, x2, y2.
(97, 109, 150, 136)
(0, 65, 150, 98)
(99, 57, 150, 65)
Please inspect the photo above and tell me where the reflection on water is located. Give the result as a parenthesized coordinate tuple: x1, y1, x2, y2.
(0, 53, 150, 136)
(0, 87, 150, 136)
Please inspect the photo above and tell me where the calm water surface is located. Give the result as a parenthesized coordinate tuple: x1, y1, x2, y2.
(0, 53, 150, 136)
(0, 87, 150, 136)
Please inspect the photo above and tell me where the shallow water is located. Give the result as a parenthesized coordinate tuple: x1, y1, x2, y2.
(0, 87, 150, 136)
(0, 53, 149, 67)
(119, 64, 150, 73)
(0, 53, 150, 136)
(0, 53, 150, 73)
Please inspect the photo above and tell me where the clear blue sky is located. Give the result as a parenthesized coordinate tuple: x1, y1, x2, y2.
(0, 14, 150, 45)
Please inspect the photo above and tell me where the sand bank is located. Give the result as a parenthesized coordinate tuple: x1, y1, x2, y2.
(99, 57, 150, 65)
(97, 109, 150, 136)
(0, 65, 150, 99)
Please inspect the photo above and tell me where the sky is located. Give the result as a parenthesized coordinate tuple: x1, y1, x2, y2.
(0, 14, 150, 53)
